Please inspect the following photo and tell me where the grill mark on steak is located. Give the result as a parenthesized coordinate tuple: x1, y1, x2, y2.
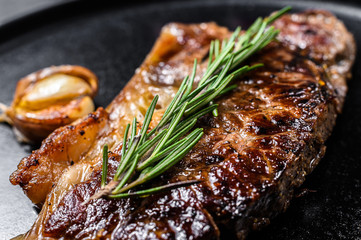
(18, 10, 355, 240)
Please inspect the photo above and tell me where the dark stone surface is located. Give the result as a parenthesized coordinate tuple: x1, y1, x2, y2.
(0, 0, 73, 26)
(0, 0, 360, 239)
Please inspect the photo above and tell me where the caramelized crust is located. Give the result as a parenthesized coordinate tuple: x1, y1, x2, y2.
(10, 108, 108, 205)
(11, 10, 355, 239)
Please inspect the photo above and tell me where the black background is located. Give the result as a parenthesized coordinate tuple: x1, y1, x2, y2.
(0, 1, 360, 239)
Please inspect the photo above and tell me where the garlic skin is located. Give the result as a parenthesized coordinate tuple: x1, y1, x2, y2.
(1, 65, 98, 143)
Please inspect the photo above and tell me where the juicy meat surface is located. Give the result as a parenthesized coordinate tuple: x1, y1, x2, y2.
(10, 10, 355, 239)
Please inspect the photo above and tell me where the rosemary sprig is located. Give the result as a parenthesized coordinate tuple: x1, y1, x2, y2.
(92, 6, 291, 200)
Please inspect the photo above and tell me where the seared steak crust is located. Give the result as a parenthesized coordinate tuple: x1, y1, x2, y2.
(14, 10, 355, 239)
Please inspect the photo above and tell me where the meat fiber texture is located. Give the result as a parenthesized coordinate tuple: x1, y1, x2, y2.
(10, 10, 355, 239)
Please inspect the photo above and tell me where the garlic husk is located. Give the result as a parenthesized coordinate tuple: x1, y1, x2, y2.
(11, 97, 95, 143)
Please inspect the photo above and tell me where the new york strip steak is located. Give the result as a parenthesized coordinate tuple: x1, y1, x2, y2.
(10, 10, 355, 239)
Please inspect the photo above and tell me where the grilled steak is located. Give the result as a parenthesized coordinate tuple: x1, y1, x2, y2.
(10, 10, 355, 239)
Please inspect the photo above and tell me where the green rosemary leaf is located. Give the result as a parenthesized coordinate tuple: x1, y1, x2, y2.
(137, 137, 188, 171)
(155, 76, 189, 131)
(177, 104, 218, 131)
(231, 29, 275, 69)
(179, 75, 218, 106)
(139, 95, 158, 145)
(229, 63, 263, 82)
(246, 17, 263, 37)
(139, 166, 152, 179)
(164, 118, 197, 148)
(259, 29, 280, 49)
(153, 128, 203, 170)
(186, 74, 235, 117)
(112, 153, 140, 194)
(152, 102, 189, 157)
(250, 21, 267, 44)
(227, 26, 241, 48)
(218, 84, 238, 96)
(155, 78, 186, 130)
(121, 124, 130, 160)
(221, 38, 227, 51)
(119, 119, 138, 166)
(265, 6, 291, 25)
(214, 39, 220, 58)
(183, 59, 197, 99)
(199, 42, 234, 85)
(144, 129, 203, 180)
(209, 54, 234, 89)
(235, 33, 249, 51)
(203, 74, 235, 104)
(208, 40, 214, 67)
(130, 118, 137, 144)
(135, 129, 168, 157)
(235, 17, 262, 49)
(212, 108, 218, 117)
(184, 88, 216, 115)
(101, 144, 109, 188)
(114, 136, 139, 181)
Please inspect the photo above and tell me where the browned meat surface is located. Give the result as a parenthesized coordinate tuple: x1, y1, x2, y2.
(10, 22, 227, 206)
(10, 10, 355, 239)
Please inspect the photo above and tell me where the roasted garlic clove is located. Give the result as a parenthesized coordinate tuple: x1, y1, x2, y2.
(0, 65, 98, 143)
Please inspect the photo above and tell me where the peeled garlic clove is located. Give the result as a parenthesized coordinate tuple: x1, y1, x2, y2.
(1, 65, 98, 143)
(18, 74, 93, 111)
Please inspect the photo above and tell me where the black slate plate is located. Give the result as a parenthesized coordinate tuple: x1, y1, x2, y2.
(0, 1, 360, 239)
